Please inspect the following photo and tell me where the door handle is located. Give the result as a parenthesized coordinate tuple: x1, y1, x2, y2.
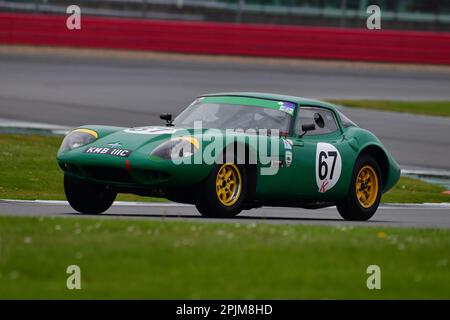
(293, 140, 304, 147)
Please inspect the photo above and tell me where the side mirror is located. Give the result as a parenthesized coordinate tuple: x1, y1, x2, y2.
(299, 123, 315, 138)
(302, 123, 315, 132)
(160, 113, 173, 126)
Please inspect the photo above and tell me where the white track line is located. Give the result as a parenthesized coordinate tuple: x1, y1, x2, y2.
(401, 168, 450, 178)
(1, 199, 449, 208)
(0, 118, 71, 130)
(0, 199, 193, 207)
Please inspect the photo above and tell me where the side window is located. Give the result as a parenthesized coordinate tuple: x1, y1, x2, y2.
(295, 107, 338, 136)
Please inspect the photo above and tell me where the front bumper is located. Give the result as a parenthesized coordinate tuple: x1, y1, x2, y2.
(57, 149, 212, 189)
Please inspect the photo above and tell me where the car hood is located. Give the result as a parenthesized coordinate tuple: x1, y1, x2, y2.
(95, 126, 182, 151)
(91, 125, 278, 150)
(59, 125, 284, 162)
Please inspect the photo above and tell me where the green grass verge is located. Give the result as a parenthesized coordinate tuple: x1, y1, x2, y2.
(382, 176, 449, 203)
(0, 134, 165, 202)
(327, 100, 450, 117)
(0, 134, 448, 203)
(0, 216, 449, 299)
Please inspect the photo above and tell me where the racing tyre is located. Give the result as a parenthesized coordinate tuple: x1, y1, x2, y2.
(336, 154, 382, 221)
(64, 174, 117, 214)
(195, 162, 247, 218)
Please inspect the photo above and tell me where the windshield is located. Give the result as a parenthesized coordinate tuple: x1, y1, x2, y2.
(174, 100, 293, 135)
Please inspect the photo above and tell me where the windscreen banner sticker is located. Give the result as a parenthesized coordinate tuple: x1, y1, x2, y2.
(84, 147, 132, 158)
(124, 127, 177, 135)
(278, 102, 295, 115)
(315, 143, 342, 193)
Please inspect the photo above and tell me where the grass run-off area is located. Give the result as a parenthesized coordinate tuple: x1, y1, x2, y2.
(0, 134, 164, 202)
(0, 134, 448, 203)
(0, 216, 449, 299)
(327, 100, 450, 118)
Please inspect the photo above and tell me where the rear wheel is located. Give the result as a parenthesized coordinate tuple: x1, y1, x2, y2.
(195, 162, 247, 218)
(336, 155, 382, 221)
(64, 174, 116, 214)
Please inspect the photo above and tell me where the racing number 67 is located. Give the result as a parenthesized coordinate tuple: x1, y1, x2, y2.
(318, 151, 338, 180)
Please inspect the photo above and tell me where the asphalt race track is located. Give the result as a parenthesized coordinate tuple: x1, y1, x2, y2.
(0, 50, 449, 228)
(1, 51, 449, 170)
(1, 200, 449, 229)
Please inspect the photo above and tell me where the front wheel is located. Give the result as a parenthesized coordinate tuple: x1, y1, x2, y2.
(64, 174, 117, 214)
(195, 162, 247, 218)
(336, 155, 382, 221)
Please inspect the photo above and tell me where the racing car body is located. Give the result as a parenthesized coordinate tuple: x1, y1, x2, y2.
(57, 92, 400, 220)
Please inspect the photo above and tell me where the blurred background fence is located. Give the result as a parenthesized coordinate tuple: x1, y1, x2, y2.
(1, 0, 449, 31)
(2, 12, 450, 64)
(1, 1, 450, 64)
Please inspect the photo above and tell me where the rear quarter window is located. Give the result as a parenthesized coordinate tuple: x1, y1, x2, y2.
(338, 111, 357, 128)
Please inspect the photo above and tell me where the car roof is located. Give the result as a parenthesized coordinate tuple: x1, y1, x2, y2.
(200, 92, 338, 111)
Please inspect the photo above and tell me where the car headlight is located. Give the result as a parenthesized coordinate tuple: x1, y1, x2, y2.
(151, 137, 199, 160)
(59, 129, 98, 153)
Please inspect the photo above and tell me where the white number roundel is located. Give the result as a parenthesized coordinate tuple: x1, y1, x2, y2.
(315, 143, 342, 193)
(124, 127, 176, 135)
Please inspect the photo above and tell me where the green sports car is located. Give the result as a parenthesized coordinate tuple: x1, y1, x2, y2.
(57, 92, 400, 221)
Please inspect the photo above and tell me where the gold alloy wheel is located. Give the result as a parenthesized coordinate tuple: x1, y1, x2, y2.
(356, 165, 379, 208)
(216, 163, 242, 206)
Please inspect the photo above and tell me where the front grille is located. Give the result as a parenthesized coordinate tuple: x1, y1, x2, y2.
(83, 166, 133, 184)
(135, 169, 171, 182)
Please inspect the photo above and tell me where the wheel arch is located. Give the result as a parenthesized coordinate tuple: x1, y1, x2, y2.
(357, 144, 389, 190)
(222, 141, 258, 202)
